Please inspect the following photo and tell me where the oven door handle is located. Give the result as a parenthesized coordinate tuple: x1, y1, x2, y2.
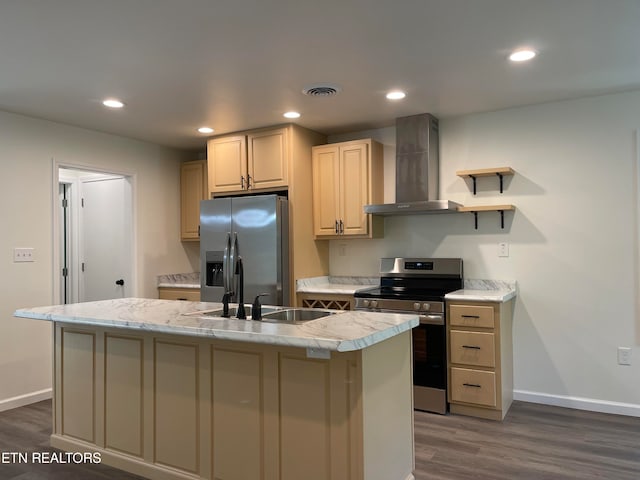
(419, 314, 444, 326)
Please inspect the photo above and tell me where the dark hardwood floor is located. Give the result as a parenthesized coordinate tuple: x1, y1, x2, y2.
(0, 400, 638, 479)
(415, 401, 640, 480)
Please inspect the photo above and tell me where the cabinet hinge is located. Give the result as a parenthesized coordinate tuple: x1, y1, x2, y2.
(81, 262, 85, 272)
(62, 267, 68, 277)
(81, 198, 85, 208)
(62, 198, 68, 208)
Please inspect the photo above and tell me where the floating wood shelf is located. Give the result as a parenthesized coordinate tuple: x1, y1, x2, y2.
(456, 167, 515, 194)
(457, 205, 515, 229)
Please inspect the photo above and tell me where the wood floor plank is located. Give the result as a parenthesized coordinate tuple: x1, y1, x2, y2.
(0, 399, 639, 479)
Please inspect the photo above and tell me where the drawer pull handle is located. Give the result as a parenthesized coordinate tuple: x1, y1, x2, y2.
(462, 345, 481, 350)
(461, 315, 480, 319)
(463, 383, 482, 388)
(177, 297, 188, 301)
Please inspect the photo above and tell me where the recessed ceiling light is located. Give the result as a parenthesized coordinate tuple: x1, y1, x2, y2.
(102, 98, 124, 109)
(509, 49, 537, 62)
(198, 126, 214, 134)
(386, 90, 406, 100)
(283, 111, 301, 119)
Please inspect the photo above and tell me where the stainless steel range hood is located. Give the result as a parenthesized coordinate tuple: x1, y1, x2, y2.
(364, 113, 461, 216)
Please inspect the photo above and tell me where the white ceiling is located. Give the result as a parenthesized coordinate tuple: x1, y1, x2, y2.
(1, 0, 639, 149)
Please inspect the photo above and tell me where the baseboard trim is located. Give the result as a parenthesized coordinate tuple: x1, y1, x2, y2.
(514, 389, 640, 418)
(51, 435, 201, 480)
(0, 388, 52, 413)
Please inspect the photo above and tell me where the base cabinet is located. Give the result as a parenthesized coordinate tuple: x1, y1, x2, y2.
(158, 287, 201, 301)
(52, 323, 414, 480)
(446, 299, 514, 420)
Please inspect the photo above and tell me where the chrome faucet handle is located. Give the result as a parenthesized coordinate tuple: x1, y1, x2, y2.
(251, 293, 270, 321)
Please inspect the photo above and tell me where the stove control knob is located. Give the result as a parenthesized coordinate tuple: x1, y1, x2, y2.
(422, 303, 430, 311)
(371, 300, 378, 308)
(363, 300, 370, 308)
(413, 302, 421, 311)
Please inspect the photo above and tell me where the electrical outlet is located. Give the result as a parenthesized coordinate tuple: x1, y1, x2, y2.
(498, 242, 509, 257)
(14, 248, 35, 262)
(618, 347, 632, 366)
(338, 243, 347, 257)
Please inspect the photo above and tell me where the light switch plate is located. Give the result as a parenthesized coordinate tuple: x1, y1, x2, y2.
(618, 347, 632, 365)
(14, 248, 35, 262)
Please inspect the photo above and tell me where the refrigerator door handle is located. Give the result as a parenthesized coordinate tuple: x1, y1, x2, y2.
(223, 232, 231, 294)
(229, 232, 239, 300)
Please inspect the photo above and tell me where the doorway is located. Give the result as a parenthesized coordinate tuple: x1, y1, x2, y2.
(57, 167, 134, 304)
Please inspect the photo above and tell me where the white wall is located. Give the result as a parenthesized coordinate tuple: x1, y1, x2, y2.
(0, 110, 197, 410)
(329, 91, 640, 414)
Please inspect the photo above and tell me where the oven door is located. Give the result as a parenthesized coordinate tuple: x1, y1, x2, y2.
(412, 314, 447, 414)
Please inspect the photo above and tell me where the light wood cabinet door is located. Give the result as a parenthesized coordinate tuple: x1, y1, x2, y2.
(312, 145, 340, 236)
(208, 127, 289, 196)
(312, 139, 383, 238)
(207, 135, 247, 193)
(339, 142, 369, 236)
(248, 127, 288, 190)
(180, 160, 207, 241)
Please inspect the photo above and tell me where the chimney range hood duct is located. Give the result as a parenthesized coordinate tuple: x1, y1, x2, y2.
(364, 113, 461, 215)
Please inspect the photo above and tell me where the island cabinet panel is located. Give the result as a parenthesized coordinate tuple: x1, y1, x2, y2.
(104, 335, 143, 457)
(153, 340, 200, 474)
(210, 347, 274, 480)
(51, 324, 415, 480)
(279, 356, 332, 480)
(60, 330, 96, 443)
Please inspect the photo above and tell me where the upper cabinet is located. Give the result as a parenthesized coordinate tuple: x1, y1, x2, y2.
(208, 127, 288, 195)
(312, 139, 384, 238)
(180, 159, 208, 241)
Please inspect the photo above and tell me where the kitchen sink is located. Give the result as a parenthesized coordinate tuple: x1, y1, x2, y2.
(184, 305, 283, 318)
(260, 308, 343, 323)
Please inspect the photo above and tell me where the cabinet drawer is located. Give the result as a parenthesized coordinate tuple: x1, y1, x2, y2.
(450, 368, 496, 407)
(449, 304, 495, 328)
(158, 288, 200, 301)
(450, 330, 495, 367)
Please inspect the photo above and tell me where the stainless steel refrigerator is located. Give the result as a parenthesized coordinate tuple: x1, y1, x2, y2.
(200, 194, 290, 306)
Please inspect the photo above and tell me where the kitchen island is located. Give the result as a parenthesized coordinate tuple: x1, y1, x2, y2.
(14, 298, 418, 480)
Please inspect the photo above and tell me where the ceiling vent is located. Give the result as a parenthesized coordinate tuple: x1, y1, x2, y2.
(302, 83, 342, 97)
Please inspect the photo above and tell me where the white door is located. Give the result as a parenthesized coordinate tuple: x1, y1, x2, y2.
(80, 176, 133, 301)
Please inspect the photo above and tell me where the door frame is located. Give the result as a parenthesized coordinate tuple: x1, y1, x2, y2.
(52, 159, 138, 304)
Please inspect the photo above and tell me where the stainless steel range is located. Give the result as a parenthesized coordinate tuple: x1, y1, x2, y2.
(354, 257, 463, 414)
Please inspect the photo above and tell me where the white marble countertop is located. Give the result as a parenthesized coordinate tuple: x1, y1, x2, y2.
(296, 276, 378, 295)
(157, 272, 200, 289)
(14, 298, 418, 352)
(445, 279, 517, 303)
